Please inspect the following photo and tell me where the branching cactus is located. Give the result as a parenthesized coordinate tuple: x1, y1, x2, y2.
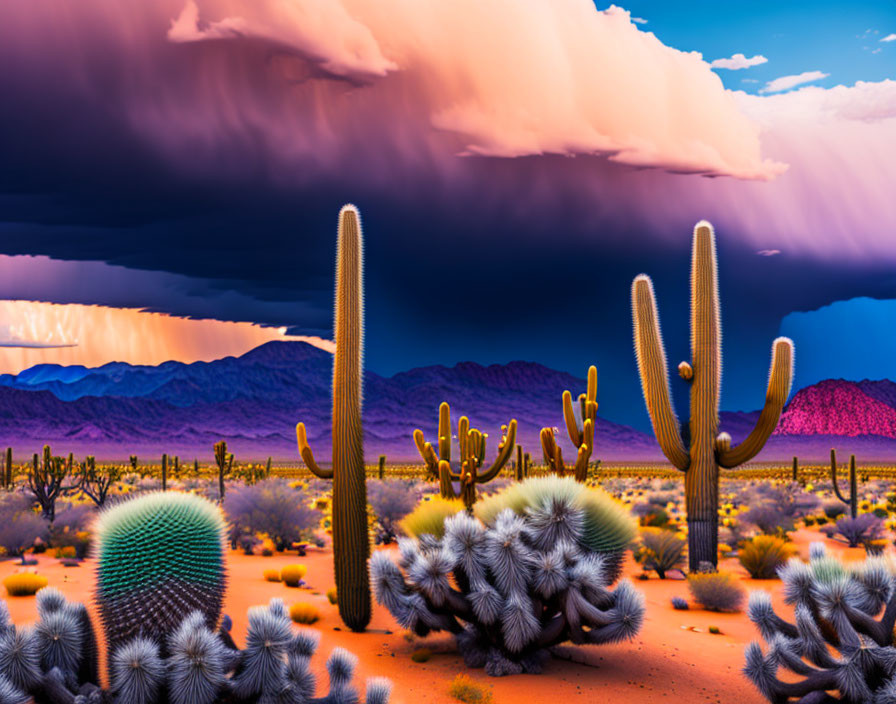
(744, 542, 896, 703)
(413, 401, 517, 509)
(0, 592, 391, 704)
(632, 221, 794, 571)
(830, 449, 858, 519)
(371, 476, 643, 676)
(540, 365, 597, 483)
(295, 205, 371, 632)
(94, 492, 227, 657)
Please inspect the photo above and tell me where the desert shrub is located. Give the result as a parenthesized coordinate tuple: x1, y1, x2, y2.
(289, 601, 320, 624)
(631, 502, 670, 527)
(739, 504, 794, 536)
(671, 596, 688, 610)
(821, 513, 884, 547)
(326, 587, 338, 605)
(448, 674, 492, 704)
(738, 535, 796, 579)
(3, 572, 48, 596)
(0, 494, 48, 563)
(49, 501, 94, 558)
(687, 570, 745, 612)
(54, 546, 77, 559)
(262, 569, 281, 582)
(823, 500, 847, 519)
(633, 527, 685, 579)
(367, 479, 421, 544)
(400, 497, 465, 539)
(280, 564, 307, 587)
(223, 478, 321, 551)
(410, 648, 431, 663)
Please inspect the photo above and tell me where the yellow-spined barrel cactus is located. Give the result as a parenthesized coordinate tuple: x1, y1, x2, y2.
(94, 492, 227, 653)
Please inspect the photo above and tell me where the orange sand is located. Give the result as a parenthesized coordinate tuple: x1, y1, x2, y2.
(0, 529, 867, 704)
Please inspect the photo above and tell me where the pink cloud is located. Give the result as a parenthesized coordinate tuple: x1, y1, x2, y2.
(0, 0, 784, 181)
(0, 1, 893, 262)
(0, 300, 332, 375)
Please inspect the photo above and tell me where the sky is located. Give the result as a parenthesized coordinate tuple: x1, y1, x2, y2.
(0, 0, 894, 430)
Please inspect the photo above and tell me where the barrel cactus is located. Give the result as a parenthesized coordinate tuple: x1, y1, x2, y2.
(94, 491, 227, 654)
(371, 476, 644, 676)
(744, 542, 896, 703)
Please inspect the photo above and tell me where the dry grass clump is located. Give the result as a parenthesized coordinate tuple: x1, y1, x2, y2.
(448, 674, 492, 704)
(3, 573, 48, 596)
(289, 601, 320, 624)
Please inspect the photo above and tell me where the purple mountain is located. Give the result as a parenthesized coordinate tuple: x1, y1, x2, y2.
(0, 341, 893, 463)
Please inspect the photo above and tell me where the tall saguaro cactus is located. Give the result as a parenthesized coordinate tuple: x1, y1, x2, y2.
(632, 221, 794, 571)
(295, 205, 371, 632)
(540, 365, 597, 482)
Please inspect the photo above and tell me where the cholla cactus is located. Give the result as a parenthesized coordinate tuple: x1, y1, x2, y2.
(0, 591, 391, 704)
(744, 541, 896, 703)
(371, 476, 644, 676)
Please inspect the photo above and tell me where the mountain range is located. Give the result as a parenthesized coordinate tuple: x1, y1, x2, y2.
(0, 341, 893, 463)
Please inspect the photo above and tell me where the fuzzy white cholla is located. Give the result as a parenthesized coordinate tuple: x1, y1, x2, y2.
(745, 541, 896, 703)
(371, 494, 644, 677)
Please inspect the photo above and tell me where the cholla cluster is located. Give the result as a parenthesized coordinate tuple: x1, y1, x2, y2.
(744, 542, 896, 703)
(372, 476, 644, 676)
(0, 589, 391, 704)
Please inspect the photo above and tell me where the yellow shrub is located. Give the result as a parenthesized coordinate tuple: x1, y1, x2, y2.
(263, 569, 281, 582)
(411, 648, 431, 663)
(4, 573, 48, 597)
(289, 602, 320, 624)
(326, 587, 338, 605)
(401, 497, 465, 539)
(54, 546, 77, 559)
(281, 564, 307, 587)
(448, 674, 492, 704)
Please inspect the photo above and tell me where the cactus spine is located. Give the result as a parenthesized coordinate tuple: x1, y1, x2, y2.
(295, 205, 371, 632)
(540, 365, 597, 483)
(632, 221, 793, 571)
(413, 401, 517, 509)
(830, 448, 858, 519)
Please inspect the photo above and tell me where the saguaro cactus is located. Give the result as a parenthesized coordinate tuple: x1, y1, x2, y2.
(161, 453, 168, 491)
(214, 441, 232, 499)
(295, 205, 371, 632)
(830, 448, 858, 519)
(791, 456, 798, 483)
(413, 401, 517, 509)
(632, 221, 793, 571)
(4, 447, 11, 488)
(377, 455, 386, 480)
(540, 365, 597, 482)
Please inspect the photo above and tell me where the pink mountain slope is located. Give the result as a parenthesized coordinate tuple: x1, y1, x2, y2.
(775, 379, 896, 438)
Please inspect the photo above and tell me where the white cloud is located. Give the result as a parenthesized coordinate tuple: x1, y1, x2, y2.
(710, 53, 768, 70)
(882, 34, 896, 42)
(756, 249, 781, 257)
(742, 78, 759, 84)
(631, 16, 647, 24)
(760, 70, 829, 94)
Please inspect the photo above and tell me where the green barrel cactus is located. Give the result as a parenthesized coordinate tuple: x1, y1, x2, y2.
(94, 491, 227, 654)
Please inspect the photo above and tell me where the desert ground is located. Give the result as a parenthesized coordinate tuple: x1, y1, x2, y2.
(0, 526, 864, 704)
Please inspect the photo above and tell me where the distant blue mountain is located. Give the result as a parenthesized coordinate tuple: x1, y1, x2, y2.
(0, 341, 892, 462)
